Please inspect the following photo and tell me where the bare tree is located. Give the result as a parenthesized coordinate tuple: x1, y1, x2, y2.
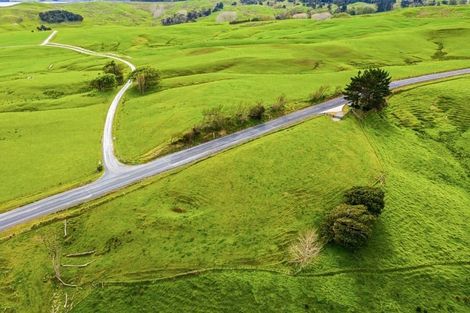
(42, 233, 77, 287)
(129, 66, 160, 95)
(136, 73, 146, 94)
(289, 229, 323, 269)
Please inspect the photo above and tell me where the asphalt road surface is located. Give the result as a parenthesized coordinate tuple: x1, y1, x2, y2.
(1, 32, 469, 232)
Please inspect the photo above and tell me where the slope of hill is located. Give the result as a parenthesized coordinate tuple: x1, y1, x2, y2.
(1, 77, 469, 312)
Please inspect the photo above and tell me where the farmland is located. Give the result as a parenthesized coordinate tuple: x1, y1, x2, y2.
(1, 76, 469, 312)
(0, 1, 469, 312)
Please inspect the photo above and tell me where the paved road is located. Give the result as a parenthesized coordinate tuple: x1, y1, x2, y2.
(0, 33, 469, 232)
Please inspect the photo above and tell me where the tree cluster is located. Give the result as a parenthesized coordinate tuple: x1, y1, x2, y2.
(295, 0, 396, 13)
(129, 66, 160, 94)
(39, 10, 83, 23)
(103, 60, 124, 85)
(161, 2, 224, 26)
(321, 186, 385, 249)
(90, 61, 125, 92)
(161, 9, 211, 25)
(401, 0, 467, 7)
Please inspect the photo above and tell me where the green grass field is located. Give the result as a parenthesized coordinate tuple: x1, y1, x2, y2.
(0, 2, 469, 312)
(3, 3, 470, 164)
(0, 34, 114, 211)
(1, 77, 469, 312)
(1, 3, 470, 208)
(53, 5, 470, 163)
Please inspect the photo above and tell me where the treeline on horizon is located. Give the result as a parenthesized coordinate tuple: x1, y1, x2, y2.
(161, 1, 223, 25)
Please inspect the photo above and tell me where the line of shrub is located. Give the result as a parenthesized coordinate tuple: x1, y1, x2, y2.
(168, 84, 343, 153)
(320, 186, 385, 250)
(171, 95, 288, 148)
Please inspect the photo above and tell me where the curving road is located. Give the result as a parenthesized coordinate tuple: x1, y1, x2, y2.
(42, 31, 135, 174)
(0, 32, 469, 232)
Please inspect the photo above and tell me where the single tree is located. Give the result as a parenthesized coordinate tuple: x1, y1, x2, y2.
(103, 60, 124, 84)
(90, 74, 117, 91)
(129, 66, 160, 94)
(343, 68, 392, 112)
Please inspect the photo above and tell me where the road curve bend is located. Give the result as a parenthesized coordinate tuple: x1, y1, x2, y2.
(0, 32, 469, 232)
(43, 31, 136, 174)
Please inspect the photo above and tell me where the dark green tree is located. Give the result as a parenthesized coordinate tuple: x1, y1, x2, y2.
(344, 186, 385, 216)
(321, 204, 376, 249)
(103, 61, 124, 84)
(376, 0, 395, 12)
(343, 68, 392, 111)
(90, 74, 117, 91)
(400, 0, 411, 7)
(129, 66, 160, 94)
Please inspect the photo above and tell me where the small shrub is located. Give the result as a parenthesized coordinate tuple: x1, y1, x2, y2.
(43, 89, 64, 99)
(344, 186, 385, 216)
(96, 163, 103, 172)
(248, 104, 266, 120)
(309, 86, 330, 103)
(37, 24, 51, 31)
(202, 106, 227, 132)
(171, 207, 187, 213)
(321, 204, 375, 249)
(269, 95, 287, 117)
(180, 127, 201, 144)
(229, 106, 248, 127)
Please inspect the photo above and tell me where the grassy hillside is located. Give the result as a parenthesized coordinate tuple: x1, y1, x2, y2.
(3, 3, 470, 164)
(1, 77, 469, 312)
(1, 3, 470, 210)
(0, 2, 154, 210)
(0, 4, 468, 311)
(0, 33, 115, 211)
(55, 5, 470, 163)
